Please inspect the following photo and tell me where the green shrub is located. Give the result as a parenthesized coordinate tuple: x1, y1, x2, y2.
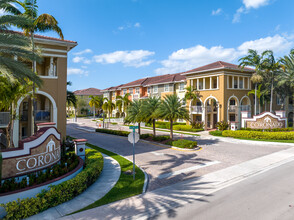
(173, 125, 204, 132)
(240, 127, 294, 132)
(209, 130, 223, 136)
(190, 121, 204, 129)
(168, 139, 198, 149)
(96, 128, 130, 137)
(152, 135, 170, 141)
(140, 133, 153, 139)
(1, 149, 103, 219)
(216, 121, 230, 131)
(111, 122, 118, 125)
(146, 121, 186, 129)
(222, 130, 294, 140)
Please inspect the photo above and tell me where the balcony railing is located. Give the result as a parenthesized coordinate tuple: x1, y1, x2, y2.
(35, 110, 50, 122)
(241, 105, 250, 111)
(0, 112, 10, 127)
(191, 106, 203, 114)
(228, 105, 237, 112)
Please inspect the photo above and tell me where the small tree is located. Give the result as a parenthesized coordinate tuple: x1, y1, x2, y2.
(115, 93, 131, 117)
(141, 96, 161, 136)
(156, 95, 189, 139)
(102, 98, 115, 121)
(89, 95, 102, 119)
(125, 100, 143, 135)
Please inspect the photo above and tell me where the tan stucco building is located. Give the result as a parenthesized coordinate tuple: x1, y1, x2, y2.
(12, 33, 77, 147)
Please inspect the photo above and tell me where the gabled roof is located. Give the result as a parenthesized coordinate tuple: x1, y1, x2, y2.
(118, 78, 149, 88)
(182, 61, 255, 75)
(101, 84, 124, 92)
(74, 88, 103, 96)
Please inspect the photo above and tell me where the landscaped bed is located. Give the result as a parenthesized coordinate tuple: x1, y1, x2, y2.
(209, 130, 294, 143)
(0, 149, 104, 219)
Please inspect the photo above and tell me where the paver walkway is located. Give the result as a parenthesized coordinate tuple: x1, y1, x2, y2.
(28, 153, 121, 220)
(61, 146, 294, 220)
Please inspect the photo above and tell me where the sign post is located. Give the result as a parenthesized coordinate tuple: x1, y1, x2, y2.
(128, 126, 139, 180)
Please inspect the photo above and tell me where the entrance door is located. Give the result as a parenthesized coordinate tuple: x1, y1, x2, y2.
(213, 114, 217, 128)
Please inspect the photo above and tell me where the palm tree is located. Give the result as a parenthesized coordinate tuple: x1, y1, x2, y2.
(115, 93, 131, 117)
(250, 73, 263, 115)
(102, 98, 115, 122)
(0, 77, 32, 148)
(89, 95, 103, 119)
(260, 50, 281, 113)
(156, 95, 189, 139)
(141, 96, 161, 136)
(248, 84, 265, 114)
(279, 49, 294, 125)
(6, 0, 64, 134)
(184, 86, 200, 101)
(239, 49, 263, 115)
(125, 100, 144, 135)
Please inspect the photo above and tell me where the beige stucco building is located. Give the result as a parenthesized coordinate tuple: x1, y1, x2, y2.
(11, 33, 77, 147)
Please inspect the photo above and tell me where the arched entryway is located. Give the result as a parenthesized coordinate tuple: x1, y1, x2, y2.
(204, 96, 219, 129)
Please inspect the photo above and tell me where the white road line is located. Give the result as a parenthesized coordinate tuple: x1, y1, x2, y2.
(151, 152, 165, 156)
(158, 161, 220, 179)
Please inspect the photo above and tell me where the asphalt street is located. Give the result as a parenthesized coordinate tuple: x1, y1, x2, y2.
(67, 121, 292, 191)
(155, 160, 294, 220)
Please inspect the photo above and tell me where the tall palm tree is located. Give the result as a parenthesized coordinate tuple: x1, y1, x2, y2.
(156, 94, 189, 139)
(260, 50, 281, 113)
(66, 81, 77, 107)
(5, 0, 64, 134)
(89, 95, 103, 119)
(239, 49, 263, 115)
(279, 49, 294, 125)
(184, 86, 200, 101)
(102, 98, 115, 122)
(125, 100, 144, 135)
(248, 84, 265, 114)
(141, 96, 161, 136)
(115, 93, 131, 117)
(250, 73, 263, 115)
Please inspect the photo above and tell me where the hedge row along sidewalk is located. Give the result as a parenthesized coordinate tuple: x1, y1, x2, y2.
(0, 149, 104, 220)
(210, 130, 294, 143)
(72, 143, 145, 214)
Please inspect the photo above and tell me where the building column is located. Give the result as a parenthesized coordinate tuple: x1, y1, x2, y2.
(237, 77, 240, 89)
(190, 79, 193, 88)
(203, 78, 206, 90)
(243, 77, 245, 89)
(217, 76, 219, 89)
(248, 77, 250, 89)
(197, 79, 199, 90)
(210, 77, 212, 89)
(232, 76, 234, 88)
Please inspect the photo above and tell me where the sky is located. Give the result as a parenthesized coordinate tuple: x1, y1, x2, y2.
(33, 0, 294, 91)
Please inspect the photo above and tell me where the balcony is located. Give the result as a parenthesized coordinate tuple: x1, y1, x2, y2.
(191, 106, 203, 114)
(228, 105, 238, 112)
(35, 110, 50, 122)
(0, 112, 10, 127)
(241, 105, 251, 111)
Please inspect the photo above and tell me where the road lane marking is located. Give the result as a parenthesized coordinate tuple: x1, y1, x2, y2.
(151, 152, 165, 156)
(158, 161, 220, 179)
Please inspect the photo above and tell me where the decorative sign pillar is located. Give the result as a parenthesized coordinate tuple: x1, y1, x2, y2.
(275, 110, 286, 118)
(243, 112, 287, 129)
(241, 111, 251, 128)
(37, 122, 56, 131)
(74, 139, 87, 161)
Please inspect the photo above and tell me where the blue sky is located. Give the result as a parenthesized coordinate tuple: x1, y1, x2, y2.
(35, 0, 294, 91)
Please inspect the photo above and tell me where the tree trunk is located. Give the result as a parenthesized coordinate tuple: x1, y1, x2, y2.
(255, 83, 257, 115)
(93, 106, 95, 119)
(31, 31, 37, 135)
(258, 102, 261, 115)
(153, 119, 156, 136)
(170, 120, 173, 140)
(270, 78, 274, 113)
(138, 123, 141, 135)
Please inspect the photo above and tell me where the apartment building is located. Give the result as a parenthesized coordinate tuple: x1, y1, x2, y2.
(1, 32, 77, 147)
(102, 61, 293, 129)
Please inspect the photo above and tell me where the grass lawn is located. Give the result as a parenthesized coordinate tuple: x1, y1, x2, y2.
(209, 131, 294, 143)
(71, 142, 145, 214)
(141, 126, 200, 136)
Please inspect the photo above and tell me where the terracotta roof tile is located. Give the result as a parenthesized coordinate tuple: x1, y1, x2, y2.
(183, 61, 255, 74)
(74, 88, 103, 96)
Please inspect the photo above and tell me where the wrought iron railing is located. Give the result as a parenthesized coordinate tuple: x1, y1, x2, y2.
(35, 110, 50, 122)
(241, 105, 250, 111)
(228, 105, 237, 112)
(191, 106, 203, 114)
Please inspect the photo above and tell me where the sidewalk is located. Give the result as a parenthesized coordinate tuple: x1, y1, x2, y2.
(60, 146, 294, 220)
(28, 153, 121, 220)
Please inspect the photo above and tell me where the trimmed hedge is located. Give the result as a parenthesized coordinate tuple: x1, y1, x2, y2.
(209, 130, 223, 136)
(1, 149, 103, 219)
(167, 139, 198, 149)
(222, 130, 294, 140)
(146, 121, 186, 129)
(152, 135, 170, 141)
(240, 127, 294, 132)
(173, 125, 204, 132)
(96, 128, 130, 137)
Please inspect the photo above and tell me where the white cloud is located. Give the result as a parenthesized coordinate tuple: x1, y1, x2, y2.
(233, 0, 272, 23)
(117, 22, 141, 31)
(73, 49, 93, 56)
(67, 68, 89, 76)
(212, 8, 222, 16)
(155, 34, 293, 75)
(72, 56, 91, 64)
(134, 22, 141, 28)
(93, 50, 155, 68)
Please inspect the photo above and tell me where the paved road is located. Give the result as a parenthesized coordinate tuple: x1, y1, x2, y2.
(67, 120, 292, 191)
(155, 160, 294, 220)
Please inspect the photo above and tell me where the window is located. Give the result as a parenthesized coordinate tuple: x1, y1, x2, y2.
(179, 83, 185, 91)
(239, 77, 243, 89)
(112, 92, 115, 98)
(199, 80, 203, 90)
(123, 89, 127, 95)
(103, 93, 108, 98)
(129, 88, 133, 94)
(234, 78, 238, 89)
(147, 87, 151, 94)
(230, 99, 236, 105)
(135, 87, 140, 94)
(164, 84, 169, 92)
(229, 114, 236, 122)
(153, 86, 158, 93)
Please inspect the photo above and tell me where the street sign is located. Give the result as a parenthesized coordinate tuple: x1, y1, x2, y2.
(128, 131, 140, 144)
(129, 126, 139, 129)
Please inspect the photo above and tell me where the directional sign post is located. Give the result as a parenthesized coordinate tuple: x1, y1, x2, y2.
(128, 126, 139, 180)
